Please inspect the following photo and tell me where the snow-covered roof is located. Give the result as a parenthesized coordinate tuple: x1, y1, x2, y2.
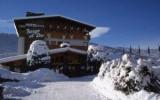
(14, 15, 96, 28)
(0, 47, 87, 64)
(0, 54, 27, 64)
(60, 43, 71, 48)
(49, 47, 87, 55)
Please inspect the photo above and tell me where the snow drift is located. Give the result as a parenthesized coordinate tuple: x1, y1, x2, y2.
(1, 68, 68, 98)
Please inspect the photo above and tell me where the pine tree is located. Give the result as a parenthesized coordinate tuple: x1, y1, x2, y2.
(123, 47, 125, 54)
(158, 45, 160, 56)
(138, 45, 141, 55)
(130, 45, 132, 54)
(148, 46, 150, 56)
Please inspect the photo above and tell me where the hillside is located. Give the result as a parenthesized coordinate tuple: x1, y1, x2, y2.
(89, 43, 160, 60)
(0, 33, 17, 53)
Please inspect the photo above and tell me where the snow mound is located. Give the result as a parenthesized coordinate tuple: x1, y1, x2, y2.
(27, 40, 51, 66)
(1, 68, 68, 98)
(92, 78, 160, 100)
(92, 54, 160, 100)
(4, 86, 31, 97)
(0, 68, 24, 80)
(24, 68, 68, 82)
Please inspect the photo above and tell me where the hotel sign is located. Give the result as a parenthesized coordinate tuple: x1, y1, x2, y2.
(19, 23, 44, 38)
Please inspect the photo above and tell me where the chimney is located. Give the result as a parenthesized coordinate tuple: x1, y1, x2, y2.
(26, 12, 45, 17)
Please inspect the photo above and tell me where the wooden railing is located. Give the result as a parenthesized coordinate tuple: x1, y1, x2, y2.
(0, 52, 18, 59)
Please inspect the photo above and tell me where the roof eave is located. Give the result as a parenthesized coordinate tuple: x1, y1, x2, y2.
(14, 15, 96, 29)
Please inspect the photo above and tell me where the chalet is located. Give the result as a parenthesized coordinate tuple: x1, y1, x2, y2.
(0, 13, 96, 76)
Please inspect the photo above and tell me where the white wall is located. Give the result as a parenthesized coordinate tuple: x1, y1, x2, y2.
(18, 37, 25, 54)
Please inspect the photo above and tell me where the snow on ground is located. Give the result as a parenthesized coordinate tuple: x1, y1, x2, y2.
(21, 76, 107, 100)
(92, 77, 160, 100)
(0, 67, 24, 80)
(1, 68, 107, 100)
(1, 43, 160, 100)
(92, 54, 160, 100)
(88, 43, 160, 61)
(2, 68, 69, 99)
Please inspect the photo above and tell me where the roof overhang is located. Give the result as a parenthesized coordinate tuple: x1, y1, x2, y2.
(14, 15, 96, 37)
(49, 47, 87, 55)
(0, 47, 87, 64)
(14, 15, 96, 28)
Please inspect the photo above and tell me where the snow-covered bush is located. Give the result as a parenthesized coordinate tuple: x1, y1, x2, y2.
(97, 54, 160, 94)
(88, 45, 107, 62)
(27, 40, 51, 67)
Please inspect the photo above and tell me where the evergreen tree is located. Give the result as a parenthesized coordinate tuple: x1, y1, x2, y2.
(158, 45, 160, 56)
(123, 47, 125, 54)
(148, 46, 150, 56)
(159, 45, 160, 53)
(138, 45, 141, 55)
(129, 45, 132, 54)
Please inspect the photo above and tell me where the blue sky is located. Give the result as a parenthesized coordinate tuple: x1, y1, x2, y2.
(0, 0, 160, 48)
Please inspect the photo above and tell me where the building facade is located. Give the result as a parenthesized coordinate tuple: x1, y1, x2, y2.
(3, 15, 96, 76)
(14, 15, 95, 54)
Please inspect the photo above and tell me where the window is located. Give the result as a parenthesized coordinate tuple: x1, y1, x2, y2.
(84, 36, 88, 40)
(70, 35, 74, 39)
(47, 34, 51, 38)
(51, 41, 56, 45)
(62, 35, 66, 39)
(49, 25, 52, 29)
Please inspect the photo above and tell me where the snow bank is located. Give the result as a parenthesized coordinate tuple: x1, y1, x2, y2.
(0, 68, 24, 80)
(92, 78, 160, 100)
(92, 54, 160, 100)
(1, 68, 68, 98)
(24, 68, 68, 82)
(4, 87, 31, 97)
